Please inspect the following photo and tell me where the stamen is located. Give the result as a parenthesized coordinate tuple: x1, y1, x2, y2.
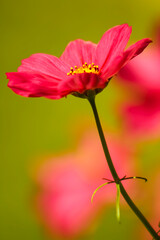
(96, 65, 99, 70)
(88, 64, 92, 70)
(67, 62, 100, 76)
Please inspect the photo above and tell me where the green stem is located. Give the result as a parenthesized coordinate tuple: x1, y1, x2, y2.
(116, 183, 121, 223)
(88, 96, 160, 240)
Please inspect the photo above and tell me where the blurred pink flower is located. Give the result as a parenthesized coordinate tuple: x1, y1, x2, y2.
(33, 131, 136, 238)
(118, 27, 160, 138)
(6, 24, 151, 99)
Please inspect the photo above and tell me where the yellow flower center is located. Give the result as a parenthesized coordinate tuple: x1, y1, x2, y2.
(67, 62, 99, 76)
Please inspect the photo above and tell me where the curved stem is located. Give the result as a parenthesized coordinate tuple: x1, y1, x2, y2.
(88, 96, 160, 240)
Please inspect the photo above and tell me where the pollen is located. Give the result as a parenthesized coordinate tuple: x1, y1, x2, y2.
(67, 62, 99, 76)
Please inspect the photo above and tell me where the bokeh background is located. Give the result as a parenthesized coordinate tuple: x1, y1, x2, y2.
(1, 0, 160, 239)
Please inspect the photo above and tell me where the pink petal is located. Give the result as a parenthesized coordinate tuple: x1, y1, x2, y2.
(7, 72, 62, 99)
(123, 38, 152, 61)
(118, 45, 160, 97)
(36, 165, 97, 237)
(122, 101, 160, 138)
(58, 73, 106, 97)
(118, 48, 160, 92)
(102, 38, 152, 79)
(94, 24, 132, 70)
(60, 39, 97, 67)
(18, 53, 70, 79)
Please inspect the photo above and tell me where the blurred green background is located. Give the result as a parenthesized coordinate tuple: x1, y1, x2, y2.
(1, 0, 160, 239)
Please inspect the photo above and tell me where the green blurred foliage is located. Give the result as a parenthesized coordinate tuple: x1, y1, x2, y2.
(1, 0, 160, 239)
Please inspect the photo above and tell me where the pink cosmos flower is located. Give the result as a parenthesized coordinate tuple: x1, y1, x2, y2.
(118, 26, 160, 138)
(33, 131, 136, 238)
(6, 24, 151, 99)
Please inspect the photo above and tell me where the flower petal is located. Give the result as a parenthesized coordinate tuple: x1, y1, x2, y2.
(94, 24, 132, 69)
(58, 73, 106, 97)
(121, 100, 160, 138)
(118, 47, 160, 92)
(101, 38, 152, 79)
(18, 53, 70, 79)
(123, 38, 152, 61)
(60, 40, 97, 67)
(6, 72, 62, 99)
